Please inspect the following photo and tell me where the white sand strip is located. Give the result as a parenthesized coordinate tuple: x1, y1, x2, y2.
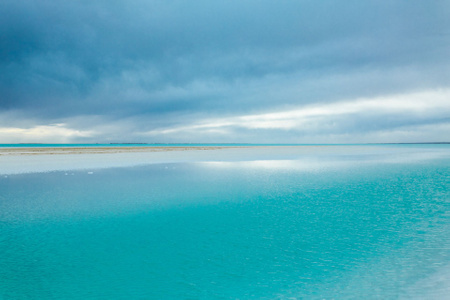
(0, 146, 310, 174)
(0, 145, 447, 175)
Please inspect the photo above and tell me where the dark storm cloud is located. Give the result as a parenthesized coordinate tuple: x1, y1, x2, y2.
(1, 0, 450, 142)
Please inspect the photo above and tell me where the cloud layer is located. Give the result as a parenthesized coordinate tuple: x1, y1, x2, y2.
(1, 0, 449, 143)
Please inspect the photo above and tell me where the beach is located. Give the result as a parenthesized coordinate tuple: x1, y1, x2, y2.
(0, 146, 238, 175)
(0, 146, 228, 156)
(1, 144, 448, 175)
(0, 145, 316, 175)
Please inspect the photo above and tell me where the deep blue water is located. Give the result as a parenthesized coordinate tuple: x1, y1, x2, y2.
(1, 146, 449, 299)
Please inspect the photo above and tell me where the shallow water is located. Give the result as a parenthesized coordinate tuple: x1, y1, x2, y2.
(1, 146, 449, 299)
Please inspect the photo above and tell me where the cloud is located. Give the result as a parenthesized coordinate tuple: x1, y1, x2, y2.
(0, 0, 449, 142)
(0, 123, 95, 143)
(143, 89, 450, 143)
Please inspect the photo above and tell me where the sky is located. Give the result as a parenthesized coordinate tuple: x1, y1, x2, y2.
(1, 0, 449, 144)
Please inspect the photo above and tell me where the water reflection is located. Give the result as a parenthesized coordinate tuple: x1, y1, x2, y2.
(0, 146, 449, 299)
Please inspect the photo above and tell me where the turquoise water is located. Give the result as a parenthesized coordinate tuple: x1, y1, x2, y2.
(1, 146, 449, 299)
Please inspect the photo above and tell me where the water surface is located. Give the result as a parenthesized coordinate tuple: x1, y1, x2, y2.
(1, 145, 449, 299)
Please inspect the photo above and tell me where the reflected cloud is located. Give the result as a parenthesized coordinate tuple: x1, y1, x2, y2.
(202, 159, 347, 172)
(201, 146, 450, 171)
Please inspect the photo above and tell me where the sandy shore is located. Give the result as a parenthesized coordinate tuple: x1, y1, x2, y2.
(0, 145, 341, 175)
(1, 145, 445, 175)
(0, 146, 291, 175)
(0, 146, 230, 156)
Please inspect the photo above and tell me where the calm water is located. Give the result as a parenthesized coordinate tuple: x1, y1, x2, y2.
(1, 146, 449, 299)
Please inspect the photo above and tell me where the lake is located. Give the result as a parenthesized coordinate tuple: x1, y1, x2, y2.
(1, 145, 449, 299)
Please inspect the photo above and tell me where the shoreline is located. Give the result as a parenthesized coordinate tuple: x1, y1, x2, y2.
(0, 145, 448, 175)
(0, 146, 289, 175)
(0, 145, 340, 175)
(0, 146, 232, 156)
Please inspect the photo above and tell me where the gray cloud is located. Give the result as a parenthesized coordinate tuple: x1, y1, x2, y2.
(1, 0, 449, 142)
